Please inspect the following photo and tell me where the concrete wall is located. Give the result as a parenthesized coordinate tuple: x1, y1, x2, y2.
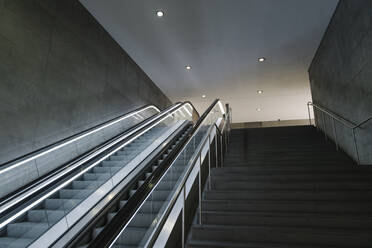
(231, 119, 311, 129)
(309, 0, 372, 164)
(0, 0, 171, 165)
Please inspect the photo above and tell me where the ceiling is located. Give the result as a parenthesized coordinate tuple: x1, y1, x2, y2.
(80, 0, 338, 123)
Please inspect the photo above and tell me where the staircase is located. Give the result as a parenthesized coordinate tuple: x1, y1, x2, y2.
(187, 126, 372, 247)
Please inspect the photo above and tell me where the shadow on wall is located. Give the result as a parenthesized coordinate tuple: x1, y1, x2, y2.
(0, 0, 171, 164)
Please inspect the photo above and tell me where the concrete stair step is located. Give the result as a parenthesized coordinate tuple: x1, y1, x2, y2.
(210, 181, 372, 190)
(209, 173, 372, 182)
(204, 190, 372, 201)
(200, 211, 372, 229)
(225, 155, 351, 161)
(186, 239, 343, 248)
(224, 160, 354, 166)
(211, 166, 372, 174)
(202, 199, 372, 214)
(190, 225, 372, 247)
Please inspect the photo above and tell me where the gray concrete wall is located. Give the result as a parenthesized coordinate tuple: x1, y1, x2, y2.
(231, 119, 311, 129)
(309, 0, 372, 164)
(0, 0, 172, 165)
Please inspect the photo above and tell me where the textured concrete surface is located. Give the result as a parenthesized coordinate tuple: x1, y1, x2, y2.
(309, 0, 372, 164)
(231, 119, 311, 129)
(0, 0, 171, 165)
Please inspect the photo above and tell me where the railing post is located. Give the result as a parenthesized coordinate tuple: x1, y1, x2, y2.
(332, 118, 339, 151)
(307, 102, 312, 126)
(182, 186, 186, 248)
(322, 111, 327, 141)
(314, 108, 319, 131)
(208, 135, 211, 190)
(225, 130, 228, 153)
(215, 132, 218, 168)
(198, 155, 202, 225)
(352, 129, 360, 165)
(220, 134, 223, 167)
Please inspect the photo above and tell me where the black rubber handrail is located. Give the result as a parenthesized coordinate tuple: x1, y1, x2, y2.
(88, 99, 218, 248)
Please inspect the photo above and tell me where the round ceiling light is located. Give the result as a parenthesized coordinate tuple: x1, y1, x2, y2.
(256, 108, 262, 112)
(185, 65, 192, 70)
(156, 10, 164, 17)
(257, 90, 263, 94)
(202, 94, 206, 98)
(258, 57, 266, 62)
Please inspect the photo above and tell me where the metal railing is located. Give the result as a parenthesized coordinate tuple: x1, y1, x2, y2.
(96, 99, 230, 248)
(143, 100, 230, 248)
(0, 102, 197, 219)
(307, 101, 372, 165)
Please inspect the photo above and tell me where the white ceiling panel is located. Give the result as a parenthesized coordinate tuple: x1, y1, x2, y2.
(80, 0, 338, 122)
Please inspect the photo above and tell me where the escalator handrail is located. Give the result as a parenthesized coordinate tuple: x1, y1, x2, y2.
(143, 99, 224, 247)
(95, 99, 222, 248)
(0, 102, 196, 224)
(84, 122, 193, 248)
(0, 103, 174, 212)
(0, 104, 161, 173)
(183, 100, 200, 117)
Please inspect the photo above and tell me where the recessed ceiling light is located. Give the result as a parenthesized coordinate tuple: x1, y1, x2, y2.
(202, 94, 206, 98)
(256, 108, 261, 112)
(257, 90, 263, 94)
(258, 57, 266, 62)
(185, 65, 192, 70)
(156, 10, 164, 17)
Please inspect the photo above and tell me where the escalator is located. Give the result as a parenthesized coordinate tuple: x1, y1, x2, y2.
(69, 122, 194, 248)
(0, 102, 199, 248)
(62, 100, 230, 248)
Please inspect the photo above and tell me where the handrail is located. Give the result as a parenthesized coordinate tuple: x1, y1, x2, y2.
(143, 99, 230, 248)
(89, 99, 219, 248)
(81, 100, 215, 248)
(354, 117, 372, 129)
(308, 102, 352, 128)
(307, 101, 372, 165)
(183, 100, 201, 117)
(0, 102, 195, 221)
(0, 104, 162, 173)
(308, 101, 372, 129)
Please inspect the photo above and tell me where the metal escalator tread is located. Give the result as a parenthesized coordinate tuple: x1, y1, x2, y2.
(74, 123, 193, 248)
(115, 227, 148, 245)
(0, 125, 171, 248)
(0, 237, 33, 248)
